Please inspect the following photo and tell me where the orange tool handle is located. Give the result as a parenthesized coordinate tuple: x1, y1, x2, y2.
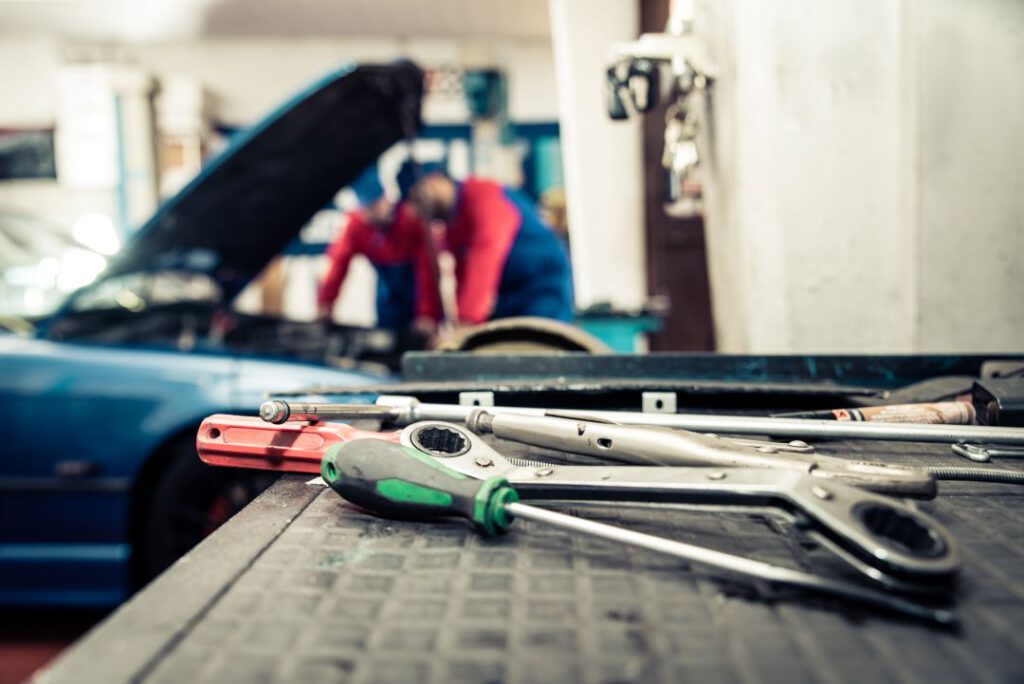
(196, 414, 399, 474)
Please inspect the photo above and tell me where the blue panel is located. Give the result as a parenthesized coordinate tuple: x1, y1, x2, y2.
(0, 334, 383, 606)
(0, 544, 131, 607)
(575, 316, 664, 353)
(0, 543, 130, 561)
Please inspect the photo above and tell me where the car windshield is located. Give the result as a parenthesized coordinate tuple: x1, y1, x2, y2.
(1, 208, 225, 322)
(67, 271, 222, 313)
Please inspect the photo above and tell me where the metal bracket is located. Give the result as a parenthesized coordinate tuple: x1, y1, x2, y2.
(459, 391, 495, 407)
(610, 33, 717, 79)
(642, 391, 677, 414)
(952, 442, 1024, 462)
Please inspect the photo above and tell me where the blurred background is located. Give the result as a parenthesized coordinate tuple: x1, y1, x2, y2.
(0, 0, 1021, 680)
(1, 0, 1021, 354)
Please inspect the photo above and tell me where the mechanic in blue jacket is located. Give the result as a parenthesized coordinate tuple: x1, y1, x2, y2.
(317, 165, 427, 331)
(407, 166, 574, 329)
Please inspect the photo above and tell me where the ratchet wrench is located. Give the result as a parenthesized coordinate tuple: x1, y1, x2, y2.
(399, 421, 961, 595)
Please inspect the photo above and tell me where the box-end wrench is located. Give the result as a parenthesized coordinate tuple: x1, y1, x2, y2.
(399, 421, 961, 595)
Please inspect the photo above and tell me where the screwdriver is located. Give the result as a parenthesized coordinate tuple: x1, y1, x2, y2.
(321, 440, 956, 627)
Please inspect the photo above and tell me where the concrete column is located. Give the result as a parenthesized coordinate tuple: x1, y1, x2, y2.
(549, 0, 647, 310)
(55, 65, 159, 234)
(699, 0, 915, 352)
(914, 0, 1024, 351)
(698, 0, 1024, 352)
(110, 68, 159, 232)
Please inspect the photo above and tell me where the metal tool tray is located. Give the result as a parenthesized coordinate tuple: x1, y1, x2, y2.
(277, 352, 1023, 411)
(41, 437, 1024, 684)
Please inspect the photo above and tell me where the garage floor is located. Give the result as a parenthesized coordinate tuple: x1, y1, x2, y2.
(0, 609, 106, 684)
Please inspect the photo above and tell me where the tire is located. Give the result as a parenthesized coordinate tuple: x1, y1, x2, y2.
(138, 438, 277, 582)
(440, 317, 611, 354)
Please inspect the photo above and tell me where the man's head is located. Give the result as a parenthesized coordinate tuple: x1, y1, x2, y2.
(364, 196, 394, 225)
(350, 165, 393, 226)
(397, 159, 454, 222)
(409, 169, 456, 223)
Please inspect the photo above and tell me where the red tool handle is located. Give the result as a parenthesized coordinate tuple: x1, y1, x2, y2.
(196, 414, 399, 474)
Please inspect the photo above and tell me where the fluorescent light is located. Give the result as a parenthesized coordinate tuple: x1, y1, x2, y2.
(72, 213, 121, 256)
(57, 248, 107, 292)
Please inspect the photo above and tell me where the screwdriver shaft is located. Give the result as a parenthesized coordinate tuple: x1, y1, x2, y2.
(504, 502, 954, 626)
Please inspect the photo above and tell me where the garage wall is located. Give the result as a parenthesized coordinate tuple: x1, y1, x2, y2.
(698, 0, 1024, 353)
(0, 38, 61, 127)
(549, 0, 646, 311)
(698, 0, 911, 353)
(0, 36, 559, 128)
(914, 0, 1024, 351)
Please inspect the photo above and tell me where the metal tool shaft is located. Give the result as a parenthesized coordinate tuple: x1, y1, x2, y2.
(261, 397, 1024, 446)
(505, 502, 954, 626)
(260, 399, 398, 424)
(383, 398, 1024, 446)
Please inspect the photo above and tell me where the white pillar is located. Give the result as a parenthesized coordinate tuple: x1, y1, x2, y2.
(55, 65, 159, 235)
(698, 0, 1024, 352)
(549, 0, 647, 310)
(110, 68, 159, 232)
(699, 0, 914, 352)
(913, 0, 1024, 351)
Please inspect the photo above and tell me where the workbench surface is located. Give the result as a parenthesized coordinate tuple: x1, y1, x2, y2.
(42, 439, 1024, 684)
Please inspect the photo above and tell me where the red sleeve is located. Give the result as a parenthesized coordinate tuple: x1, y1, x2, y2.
(316, 213, 366, 309)
(455, 181, 519, 324)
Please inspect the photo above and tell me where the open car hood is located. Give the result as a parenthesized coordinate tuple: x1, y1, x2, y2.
(60, 61, 423, 310)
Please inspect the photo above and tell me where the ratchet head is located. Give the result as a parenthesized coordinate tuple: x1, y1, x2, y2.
(399, 421, 518, 479)
(776, 471, 959, 592)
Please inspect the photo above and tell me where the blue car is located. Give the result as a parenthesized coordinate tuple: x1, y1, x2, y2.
(0, 61, 424, 607)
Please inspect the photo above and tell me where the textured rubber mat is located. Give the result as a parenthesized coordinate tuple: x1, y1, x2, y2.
(44, 441, 1024, 684)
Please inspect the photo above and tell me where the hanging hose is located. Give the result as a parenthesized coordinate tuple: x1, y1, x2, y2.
(926, 467, 1024, 486)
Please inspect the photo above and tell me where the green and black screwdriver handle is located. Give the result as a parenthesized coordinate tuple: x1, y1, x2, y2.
(320, 439, 518, 536)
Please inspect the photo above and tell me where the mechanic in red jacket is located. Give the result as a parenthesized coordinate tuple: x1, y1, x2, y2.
(317, 165, 427, 331)
(407, 165, 574, 331)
